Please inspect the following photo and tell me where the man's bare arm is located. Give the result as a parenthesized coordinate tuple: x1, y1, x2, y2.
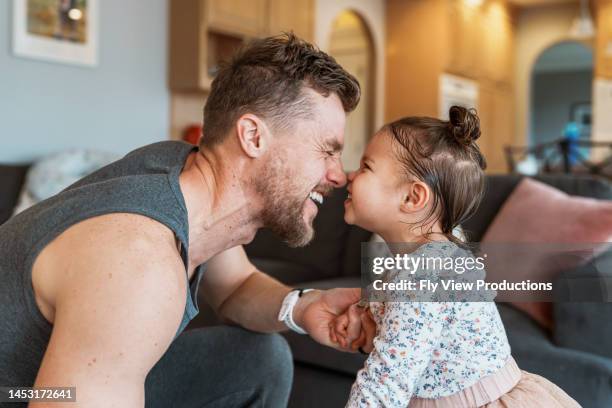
(30, 214, 187, 408)
(200, 245, 374, 351)
(200, 245, 293, 332)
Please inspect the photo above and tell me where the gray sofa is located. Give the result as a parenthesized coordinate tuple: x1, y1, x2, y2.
(237, 174, 612, 408)
(1, 164, 610, 408)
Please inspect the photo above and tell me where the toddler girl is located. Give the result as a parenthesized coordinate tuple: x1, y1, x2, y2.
(332, 106, 580, 407)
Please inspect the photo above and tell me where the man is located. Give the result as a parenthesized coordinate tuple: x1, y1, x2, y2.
(0, 34, 372, 407)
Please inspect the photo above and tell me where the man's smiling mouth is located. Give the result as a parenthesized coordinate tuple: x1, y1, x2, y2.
(308, 191, 324, 205)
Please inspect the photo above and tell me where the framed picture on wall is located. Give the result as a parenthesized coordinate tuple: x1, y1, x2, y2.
(12, 0, 98, 67)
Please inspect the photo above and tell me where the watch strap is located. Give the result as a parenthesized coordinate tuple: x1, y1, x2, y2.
(278, 288, 314, 335)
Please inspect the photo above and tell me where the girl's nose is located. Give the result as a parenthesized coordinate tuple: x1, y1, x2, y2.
(347, 170, 357, 182)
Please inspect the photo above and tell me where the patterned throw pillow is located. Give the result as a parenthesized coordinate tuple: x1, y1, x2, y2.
(13, 150, 119, 215)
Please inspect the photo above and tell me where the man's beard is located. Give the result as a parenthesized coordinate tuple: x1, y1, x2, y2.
(255, 157, 315, 248)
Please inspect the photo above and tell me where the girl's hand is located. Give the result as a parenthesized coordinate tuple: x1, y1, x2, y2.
(330, 303, 376, 353)
(296, 288, 370, 353)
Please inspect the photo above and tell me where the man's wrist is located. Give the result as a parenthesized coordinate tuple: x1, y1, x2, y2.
(292, 289, 321, 330)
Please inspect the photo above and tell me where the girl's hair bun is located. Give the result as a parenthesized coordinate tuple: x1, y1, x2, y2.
(448, 105, 481, 146)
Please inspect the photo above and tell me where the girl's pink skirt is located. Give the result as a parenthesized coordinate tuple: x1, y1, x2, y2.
(409, 357, 581, 408)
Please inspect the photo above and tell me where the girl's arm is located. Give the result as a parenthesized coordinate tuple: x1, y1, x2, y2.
(346, 302, 450, 408)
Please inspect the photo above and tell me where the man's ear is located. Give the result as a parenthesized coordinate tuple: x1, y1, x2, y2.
(235, 114, 268, 158)
(399, 181, 431, 213)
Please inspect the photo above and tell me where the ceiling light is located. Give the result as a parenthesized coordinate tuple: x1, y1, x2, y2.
(569, 0, 595, 39)
(465, 0, 484, 7)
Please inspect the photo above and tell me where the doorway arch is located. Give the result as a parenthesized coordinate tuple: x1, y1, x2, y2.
(529, 40, 593, 146)
(328, 10, 375, 170)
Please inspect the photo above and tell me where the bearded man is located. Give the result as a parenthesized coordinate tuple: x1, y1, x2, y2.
(0, 34, 373, 407)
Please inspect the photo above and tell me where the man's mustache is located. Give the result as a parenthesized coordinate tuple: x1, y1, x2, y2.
(313, 184, 335, 197)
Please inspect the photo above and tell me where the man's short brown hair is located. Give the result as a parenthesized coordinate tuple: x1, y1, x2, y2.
(201, 33, 361, 147)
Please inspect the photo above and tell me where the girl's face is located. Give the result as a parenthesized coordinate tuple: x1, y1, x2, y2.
(344, 132, 406, 234)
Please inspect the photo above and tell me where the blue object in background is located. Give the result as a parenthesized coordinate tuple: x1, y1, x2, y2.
(563, 122, 581, 166)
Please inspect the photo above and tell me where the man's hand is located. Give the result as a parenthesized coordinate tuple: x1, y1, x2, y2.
(293, 288, 374, 353)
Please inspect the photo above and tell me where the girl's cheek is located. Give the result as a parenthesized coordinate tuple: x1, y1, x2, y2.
(354, 178, 373, 206)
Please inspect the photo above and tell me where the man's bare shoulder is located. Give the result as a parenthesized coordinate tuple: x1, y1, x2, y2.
(31, 213, 189, 404)
(40, 212, 179, 266)
(66, 212, 178, 247)
(33, 212, 185, 324)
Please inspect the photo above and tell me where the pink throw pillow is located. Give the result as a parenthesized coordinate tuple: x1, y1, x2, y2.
(482, 178, 612, 329)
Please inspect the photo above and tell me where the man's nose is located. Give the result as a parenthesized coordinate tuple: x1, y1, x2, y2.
(327, 159, 347, 188)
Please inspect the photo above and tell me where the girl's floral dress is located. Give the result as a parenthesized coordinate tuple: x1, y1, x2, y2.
(347, 242, 511, 407)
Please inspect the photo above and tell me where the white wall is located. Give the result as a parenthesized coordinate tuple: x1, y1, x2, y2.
(315, 0, 385, 130)
(593, 78, 612, 157)
(0, 0, 169, 163)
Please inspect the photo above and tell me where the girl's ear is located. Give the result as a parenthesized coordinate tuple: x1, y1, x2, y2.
(399, 181, 431, 214)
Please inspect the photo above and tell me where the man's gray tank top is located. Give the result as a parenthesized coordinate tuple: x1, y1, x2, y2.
(0, 141, 206, 387)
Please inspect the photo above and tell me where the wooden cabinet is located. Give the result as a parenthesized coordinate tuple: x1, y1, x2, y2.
(171, 0, 246, 91)
(596, 0, 612, 79)
(206, 0, 267, 37)
(446, 1, 482, 79)
(446, 0, 514, 83)
(169, 0, 314, 92)
(386, 0, 516, 173)
(480, 0, 514, 84)
(169, 0, 209, 90)
(267, 0, 314, 41)
(478, 82, 515, 173)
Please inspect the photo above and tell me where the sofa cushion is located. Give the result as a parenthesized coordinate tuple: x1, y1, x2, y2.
(553, 251, 612, 359)
(462, 174, 522, 241)
(0, 164, 30, 225)
(463, 174, 612, 242)
(496, 303, 552, 349)
(12, 150, 120, 216)
(245, 187, 352, 281)
(497, 303, 612, 407)
(533, 173, 612, 200)
(341, 225, 372, 277)
(554, 302, 612, 360)
(483, 177, 612, 244)
(250, 257, 320, 285)
(482, 177, 612, 329)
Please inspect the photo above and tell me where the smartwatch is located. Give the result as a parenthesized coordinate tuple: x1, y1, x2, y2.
(278, 288, 314, 334)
